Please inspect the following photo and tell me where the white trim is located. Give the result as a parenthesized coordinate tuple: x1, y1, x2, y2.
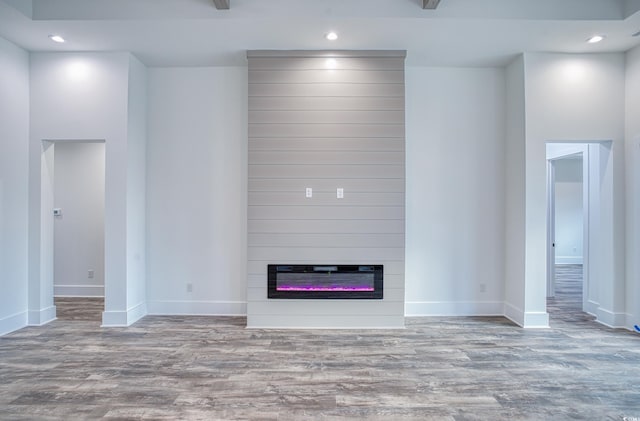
(27, 305, 56, 326)
(522, 311, 550, 329)
(0, 311, 28, 336)
(504, 302, 524, 327)
(586, 300, 599, 315)
(101, 301, 147, 327)
(404, 301, 503, 317)
(595, 307, 626, 328)
(555, 256, 584, 265)
(54, 284, 104, 297)
(147, 300, 247, 316)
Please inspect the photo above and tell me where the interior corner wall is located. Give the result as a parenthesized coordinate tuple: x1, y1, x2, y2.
(29, 52, 133, 326)
(53, 142, 105, 297)
(246, 51, 406, 328)
(125, 55, 148, 322)
(0, 36, 30, 335)
(625, 44, 640, 330)
(405, 66, 506, 316)
(146, 67, 248, 316)
(504, 55, 527, 326)
(523, 52, 626, 328)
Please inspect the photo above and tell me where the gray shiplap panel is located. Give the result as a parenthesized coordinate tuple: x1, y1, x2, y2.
(247, 261, 406, 276)
(248, 206, 404, 220)
(248, 233, 405, 248)
(249, 110, 404, 125)
(247, 51, 405, 328)
(249, 70, 404, 84)
(248, 219, 405, 234)
(248, 164, 404, 179)
(249, 96, 405, 111)
(248, 247, 404, 261)
(248, 57, 405, 71)
(246, 314, 405, 328)
(248, 192, 405, 207)
(248, 300, 404, 316)
(249, 138, 404, 152)
(249, 151, 404, 165)
(248, 178, 405, 193)
(249, 83, 404, 98)
(249, 123, 404, 139)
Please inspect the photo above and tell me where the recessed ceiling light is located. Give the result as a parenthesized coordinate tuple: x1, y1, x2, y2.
(49, 34, 65, 43)
(325, 32, 338, 41)
(587, 35, 604, 43)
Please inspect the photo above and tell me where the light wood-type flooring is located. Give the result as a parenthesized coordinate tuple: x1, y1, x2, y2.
(1, 266, 639, 420)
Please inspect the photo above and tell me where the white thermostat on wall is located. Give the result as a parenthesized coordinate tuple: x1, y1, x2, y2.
(53, 208, 62, 216)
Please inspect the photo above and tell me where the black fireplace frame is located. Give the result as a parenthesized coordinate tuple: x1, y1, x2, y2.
(268, 264, 384, 299)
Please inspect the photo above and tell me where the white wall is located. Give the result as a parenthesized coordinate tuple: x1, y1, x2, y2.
(0, 36, 29, 335)
(554, 158, 583, 264)
(29, 52, 146, 326)
(625, 44, 640, 330)
(504, 55, 527, 325)
(53, 142, 105, 297)
(125, 55, 148, 321)
(405, 67, 506, 316)
(524, 53, 626, 327)
(146, 67, 247, 315)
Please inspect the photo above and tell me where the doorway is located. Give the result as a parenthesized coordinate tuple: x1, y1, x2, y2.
(43, 140, 105, 322)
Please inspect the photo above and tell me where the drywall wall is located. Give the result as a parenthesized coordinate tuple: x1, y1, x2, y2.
(553, 158, 583, 264)
(146, 67, 248, 315)
(246, 51, 406, 328)
(29, 52, 146, 326)
(504, 55, 527, 325)
(524, 52, 626, 327)
(125, 55, 147, 320)
(53, 142, 105, 297)
(0, 36, 29, 335)
(405, 66, 506, 316)
(625, 44, 640, 331)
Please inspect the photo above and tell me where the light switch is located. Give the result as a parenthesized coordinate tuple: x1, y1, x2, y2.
(337, 188, 344, 199)
(306, 187, 313, 198)
(53, 208, 62, 216)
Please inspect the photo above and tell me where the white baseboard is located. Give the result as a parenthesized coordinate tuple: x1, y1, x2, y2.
(147, 300, 247, 316)
(405, 301, 503, 317)
(522, 311, 549, 328)
(28, 306, 56, 326)
(503, 303, 549, 328)
(54, 284, 104, 297)
(504, 302, 524, 327)
(555, 256, 583, 265)
(101, 301, 147, 327)
(0, 311, 28, 336)
(595, 307, 626, 328)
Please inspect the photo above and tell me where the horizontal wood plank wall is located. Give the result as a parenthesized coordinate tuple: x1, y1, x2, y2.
(246, 51, 406, 328)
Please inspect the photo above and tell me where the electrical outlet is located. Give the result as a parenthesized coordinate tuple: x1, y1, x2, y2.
(187, 283, 193, 293)
(88, 270, 94, 279)
(337, 188, 344, 199)
(479, 283, 486, 293)
(305, 187, 312, 198)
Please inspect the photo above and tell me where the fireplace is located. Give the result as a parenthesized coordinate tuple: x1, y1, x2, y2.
(268, 265, 383, 299)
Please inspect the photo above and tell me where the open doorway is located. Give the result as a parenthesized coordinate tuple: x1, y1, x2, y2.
(45, 140, 105, 322)
(547, 149, 586, 319)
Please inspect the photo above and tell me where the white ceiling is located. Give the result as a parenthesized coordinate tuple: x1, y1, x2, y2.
(2, 0, 640, 67)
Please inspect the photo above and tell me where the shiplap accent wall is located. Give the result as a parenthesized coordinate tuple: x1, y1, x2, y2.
(246, 50, 406, 328)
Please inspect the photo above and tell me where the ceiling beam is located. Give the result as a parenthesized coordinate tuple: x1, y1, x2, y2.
(212, 0, 230, 10)
(422, 0, 440, 9)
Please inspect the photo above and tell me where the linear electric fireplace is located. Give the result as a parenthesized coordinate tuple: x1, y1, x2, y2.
(268, 265, 383, 299)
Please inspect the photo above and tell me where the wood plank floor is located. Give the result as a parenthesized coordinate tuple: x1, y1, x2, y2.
(1, 268, 639, 420)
